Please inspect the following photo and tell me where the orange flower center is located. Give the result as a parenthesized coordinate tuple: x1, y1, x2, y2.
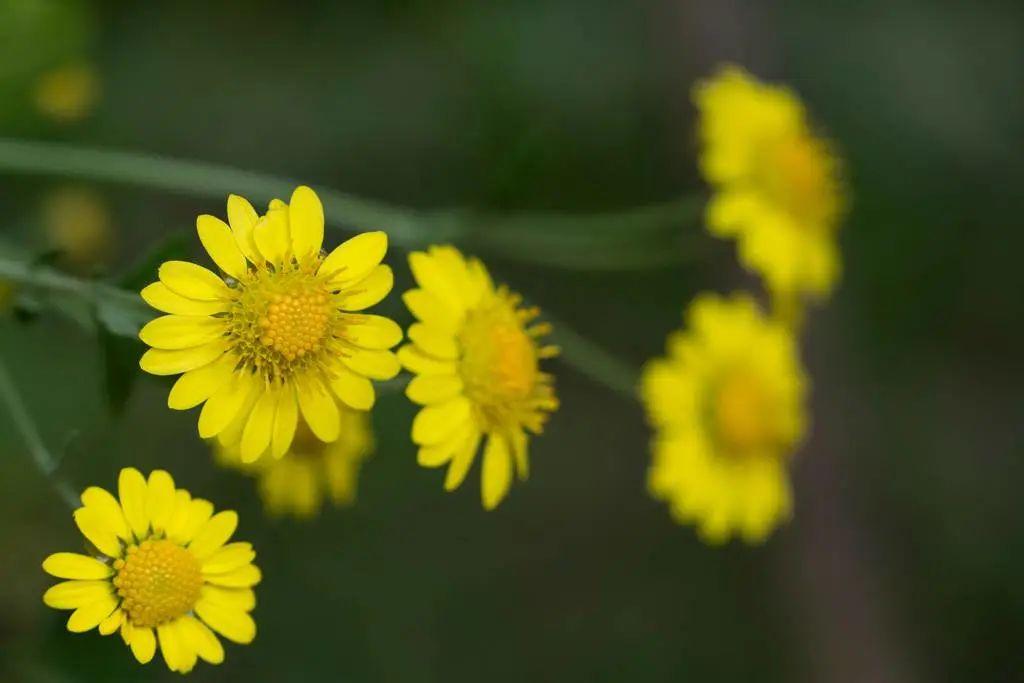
(712, 372, 775, 454)
(763, 132, 838, 229)
(113, 539, 202, 627)
(258, 288, 332, 361)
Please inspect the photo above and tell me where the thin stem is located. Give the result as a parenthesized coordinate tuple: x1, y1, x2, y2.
(0, 355, 79, 508)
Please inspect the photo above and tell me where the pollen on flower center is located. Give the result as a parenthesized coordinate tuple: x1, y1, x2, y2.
(459, 302, 538, 415)
(259, 288, 331, 360)
(113, 539, 202, 628)
(712, 372, 774, 454)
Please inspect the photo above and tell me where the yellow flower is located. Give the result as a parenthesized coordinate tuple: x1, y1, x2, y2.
(42, 186, 115, 270)
(139, 187, 401, 462)
(42, 468, 260, 673)
(216, 409, 374, 519)
(399, 245, 559, 510)
(695, 66, 844, 303)
(641, 293, 807, 543)
(33, 62, 100, 123)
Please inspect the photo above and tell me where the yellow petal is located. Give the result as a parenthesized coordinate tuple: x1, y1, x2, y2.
(343, 314, 403, 350)
(43, 580, 112, 609)
(417, 423, 470, 468)
(338, 264, 392, 311)
(141, 282, 227, 316)
(67, 594, 118, 633)
(181, 615, 224, 665)
(139, 314, 226, 350)
(118, 467, 150, 540)
(170, 498, 213, 545)
(397, 345, 457, 376)
(129, 625, 157, 664)
(198, 372, 258, 438)
(146, 470, 176, 533)
(342, 348, 400, 380)
(98, 608, 123, 635)
(271, 388, 298, 458)
(80, 486, 130, 540)
(444, 428, 482, 491)
(188, 510, 238, 560)
(194, 599, 257, 644)
(511, 428, 529, 481)
(42, 553, 113, 580)
(320, 231, 387, 286)
(240, 391, 276, 463)
(226, 194, 262, 265)
(408, 323, 459, 359)
(201, 542, 255, 575)
(197, 214, 247, 279)
(289, 185, 324, 261)
(327, 363, 375, 411)
(406, 374, 463, 405)
(167, 354, 237, 410)
(163, 490, 192, 542)
(203, 564, 261, 588)
(408, 251, 465, 315)
(481, 435, 513, 510)
(73, 508, 122, 557)
(253, 210, 290, 267)
(200, 585, 256, 612)
(402, 288, 460, 331)
(158, 619, 197, 673)
(139, 340, 229, 376)
(411, 397, 471, 445)
(295, 375, 340, 442)
(158, 261, 230, 301)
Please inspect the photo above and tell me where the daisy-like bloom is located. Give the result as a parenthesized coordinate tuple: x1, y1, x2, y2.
(42, 468, 260, 673)
(33, 62, 100, 123)
(641, 294, 807, 543)
(695, 65, 845, 305)
(42, 186, 114, 270)
(399, 245, 559, 509)
(139, 187, 401, 462)
(216, 409, 374, 519)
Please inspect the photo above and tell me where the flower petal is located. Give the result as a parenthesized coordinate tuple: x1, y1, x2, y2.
(271, 388, 298, 458)
(139, 340, 229, 376)
(444, 428, 483, 491)
(412, 397, 471, 445)
(481, 435, 513, 510)
(341, 348, 400, 380)
(320, 231, 387, 286)
(327, 362, 375, 411)
(289, 185, 324, 261)
(141, 283, 228, 316)
(158, 619, 197, 673)
(200, 585, 256, 612)
(417, 423, 470, 468)
(43, 580, 112, 609)
(343, 314, 403, 350)
(98, 608, 123, 635)
(406, 374, 463, 405)
(203, 564, 261, 588)
(201, 542, 255, 575)
(167, 353, 237, 410)
(147, 470, 176, 533)
(42, 553, 113, 580)
(226, 194, 262, 265)
(118, 467, 150, 540)
(129, 625, 157, 664)
(252, 210, 290, 267)
(80, 486, 131, 540)
(397, 345, 457, 376)
(408, 323, 459, 359)
(198, 372, 258, 439)
(197, 214, 247, 279)
(169, 497, 213, 545)
(158, 261, 231, 301)
(295, 375, 340, 442)
(240, 390, 276, 463)
(73, 508, 122, 558)
(181, 615, 224, 665)
(67, 594, 118, 633)
(402, 288, 461, 331)
(188, 510, 238, 560)
(194, 599, 256, 644)
(139, 315, 226, 350)
(338, 264, 393, 311)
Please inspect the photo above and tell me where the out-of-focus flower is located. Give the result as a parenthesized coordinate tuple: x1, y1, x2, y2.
(42, 468, 260, 673)
(41, 186, 114, 269)
(399, 245, 559, 510)
(138, 187, 400, 462)
(640, 293, 807, 544)
(695, 66, 844, 307)
(33, 62, 99, 123)
(217, 409, 374, 519)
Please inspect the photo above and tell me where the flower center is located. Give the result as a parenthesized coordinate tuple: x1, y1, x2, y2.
(763, 133, 836, 228)
(459, 301, 539, 430)
(229, 266, 337, 381)
(712, 372, 775, 455)
(113, 539, 202, 628)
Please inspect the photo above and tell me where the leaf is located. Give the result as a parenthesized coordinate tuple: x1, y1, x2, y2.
(98, 324, 144, 415)
(95, 299, 148, 338)
(117, 230, 190, 292)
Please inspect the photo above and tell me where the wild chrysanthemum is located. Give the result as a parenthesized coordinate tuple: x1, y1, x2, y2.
(42, 186, 114, 270)
(641, 294, 807, 543)
(139, 187, 401, 461)
(216, 409, 374, 519)
(399, 245, 559, 509)
(42, 468, 260, 673)
(695, 66, 844, 304)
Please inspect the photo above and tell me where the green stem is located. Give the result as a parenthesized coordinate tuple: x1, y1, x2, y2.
(0, 355, 79, 508)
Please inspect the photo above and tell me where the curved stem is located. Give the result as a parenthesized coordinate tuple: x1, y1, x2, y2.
(0, 355, 79, 508)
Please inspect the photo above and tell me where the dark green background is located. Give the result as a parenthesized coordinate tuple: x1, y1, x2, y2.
(2, 0, 1022, 681)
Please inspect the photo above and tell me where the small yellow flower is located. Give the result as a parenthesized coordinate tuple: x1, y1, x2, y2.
(216, 409, 374, 519)
(695, 66, 844, 303)
(641, 293, 807, 543)
(42, 468, 260, 673)
(399, 245, 558, 509)
(33, 62, 100, 123)
(139, 187, 401, 461)
(42, 186, 114, 270)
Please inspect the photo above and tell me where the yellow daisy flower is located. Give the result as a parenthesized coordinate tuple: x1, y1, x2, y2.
(33, 62, 100, 124)
(695, 66, 845, 303)
(42, 467, 260, 674)
(42, 186, 115, 270)
(399, 245, 559, 509)
(641, 293, 807, 543)
(216, 409, 374, 519)
(139, 187, 401, 462)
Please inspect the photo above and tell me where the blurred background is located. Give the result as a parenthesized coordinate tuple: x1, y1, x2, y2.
(1, 0, 1023, 681)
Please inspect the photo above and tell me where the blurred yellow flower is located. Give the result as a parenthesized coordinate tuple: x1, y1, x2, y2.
(42, 467, 260, 673)
(217, 409, 374, 519)
(138, 187, 400, 461)
(695, 66, 844, 304)
(33, 62, 99, 123)
(41, 186, 114, 269)
(641, 294, 807, 544)
(399, 245, 559, 510)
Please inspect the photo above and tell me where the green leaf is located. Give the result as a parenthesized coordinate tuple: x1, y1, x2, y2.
(117, 230, 190, 292)
(98, 325, 143, 415)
